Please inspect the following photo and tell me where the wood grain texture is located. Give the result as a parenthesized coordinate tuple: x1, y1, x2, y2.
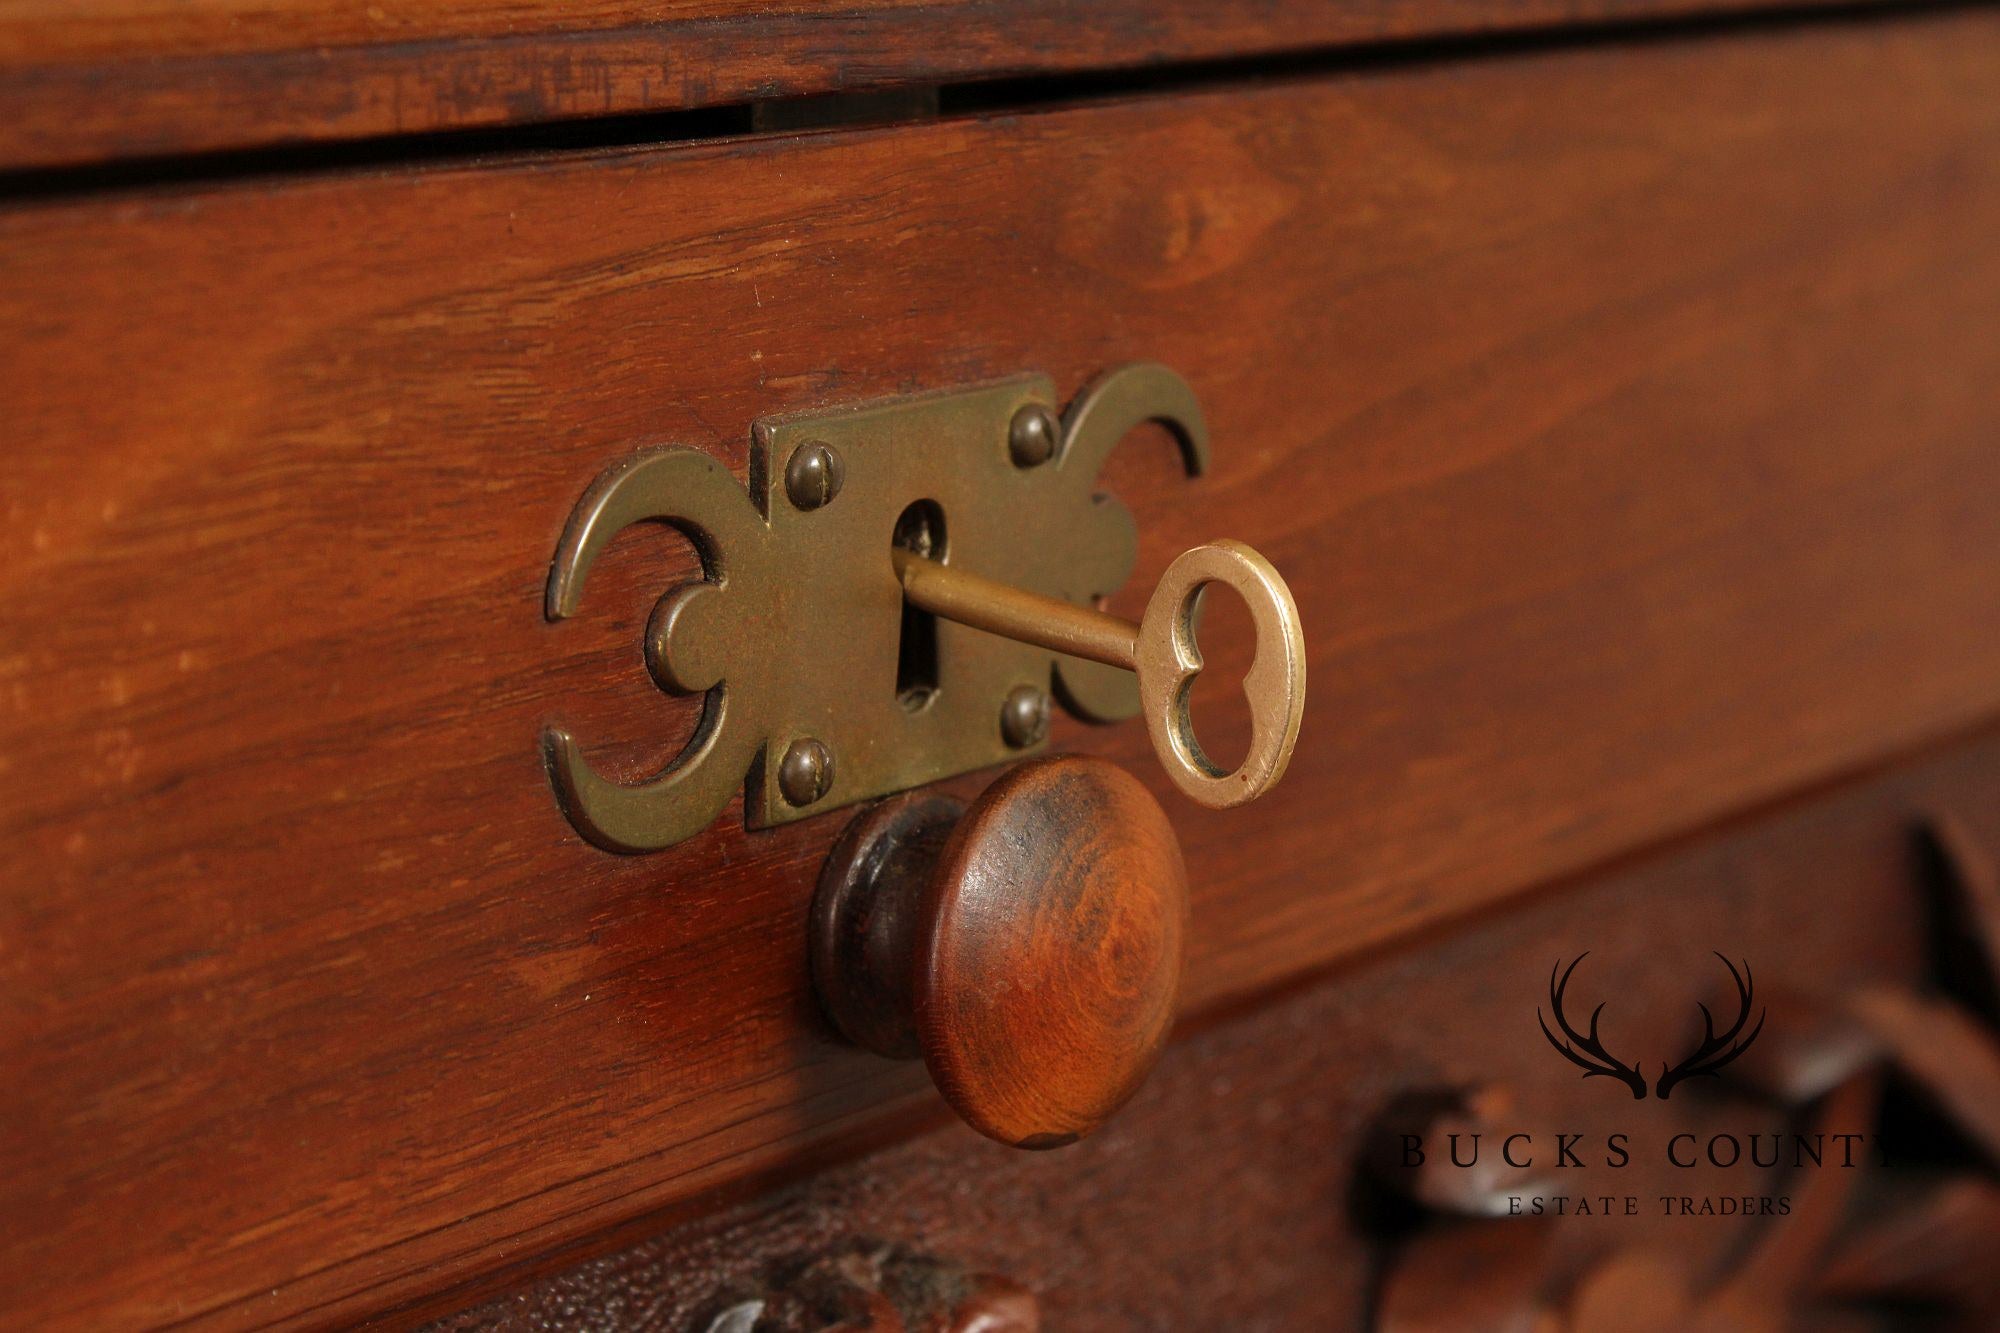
(919, 757, 1186, 1149)
(3, 14, 2000, 1327)
(428, 730, 2000, 1331)
(0, 0, 1882, 170)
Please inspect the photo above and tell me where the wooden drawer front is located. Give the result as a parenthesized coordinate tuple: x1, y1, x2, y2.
(4, 14, 1999, 1327)
(433, 728, 2000, 1330)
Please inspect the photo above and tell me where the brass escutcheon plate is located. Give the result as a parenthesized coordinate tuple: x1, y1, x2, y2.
(544, 363, 1209, 853)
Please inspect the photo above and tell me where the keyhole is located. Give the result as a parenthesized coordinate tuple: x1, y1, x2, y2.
(893, 501, 947, 711)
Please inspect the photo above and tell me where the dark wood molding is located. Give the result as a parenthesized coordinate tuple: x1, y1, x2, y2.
(0, 0, 1888, 171)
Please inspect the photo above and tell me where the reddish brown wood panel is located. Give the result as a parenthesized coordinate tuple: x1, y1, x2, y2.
(0, 0, 1874, 170)
(424, 730, 2000, 1330)
(3, 13, 1999, 1328)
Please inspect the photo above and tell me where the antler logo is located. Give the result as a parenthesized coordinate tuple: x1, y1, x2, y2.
(1655, 954, 1766, 1099)
(1537, 953, 1765, 1099)
(1538, 954, 1648, 1098)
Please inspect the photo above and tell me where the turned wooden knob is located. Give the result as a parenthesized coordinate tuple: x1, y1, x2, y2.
(809, 756, 1188, 1148)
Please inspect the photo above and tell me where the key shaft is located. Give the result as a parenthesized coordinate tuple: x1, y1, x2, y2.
(891, 549, 1139, 670)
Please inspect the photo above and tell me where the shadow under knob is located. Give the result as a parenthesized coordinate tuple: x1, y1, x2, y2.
(809, 755, 1188, 1148)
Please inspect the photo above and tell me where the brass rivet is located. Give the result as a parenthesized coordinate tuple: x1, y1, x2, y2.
(779, 737, 835, 807)
(999, 686, 1051, 749)
(784, 441, 845, 510)
(1007, 404, 1059, 468)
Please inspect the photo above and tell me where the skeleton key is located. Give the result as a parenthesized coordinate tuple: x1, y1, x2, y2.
(892, 539, 1305, 808)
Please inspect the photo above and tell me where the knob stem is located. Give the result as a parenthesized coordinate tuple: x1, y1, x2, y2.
(809, 791, 964, 1060)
